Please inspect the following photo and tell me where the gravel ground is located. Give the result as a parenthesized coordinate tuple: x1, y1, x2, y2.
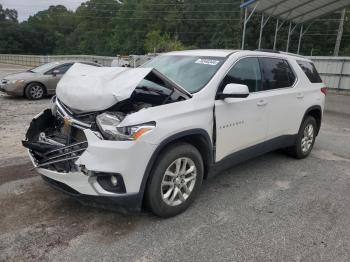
(0, 63, 350, 262)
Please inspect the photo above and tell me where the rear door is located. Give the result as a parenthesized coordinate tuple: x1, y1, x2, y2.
(258, 57, 302, 138)
(214, 57, 269, 161)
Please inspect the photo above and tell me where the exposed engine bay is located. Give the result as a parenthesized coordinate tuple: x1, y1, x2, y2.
(108, 70, 188, 115)
(22, 107, 90, 173)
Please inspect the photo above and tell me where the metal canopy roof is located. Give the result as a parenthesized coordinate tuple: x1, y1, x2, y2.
(241, 0, 350, 24)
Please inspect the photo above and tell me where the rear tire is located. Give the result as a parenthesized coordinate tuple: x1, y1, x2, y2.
(145, 143, 204, 218)
(25, 83, 45, 100)
(287, 116, 317, 159)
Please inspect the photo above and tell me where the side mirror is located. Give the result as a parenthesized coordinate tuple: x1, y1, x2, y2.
(217, 83, 250, 100)
(52, 70, 60, 76)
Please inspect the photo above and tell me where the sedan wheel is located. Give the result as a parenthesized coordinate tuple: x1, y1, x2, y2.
(25, 83, 45, 100)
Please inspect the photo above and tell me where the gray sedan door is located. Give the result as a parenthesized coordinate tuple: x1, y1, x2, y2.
(44, 63, 73, 94)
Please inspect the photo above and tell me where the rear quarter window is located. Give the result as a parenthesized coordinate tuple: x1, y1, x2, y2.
(297, 60, 323, 83)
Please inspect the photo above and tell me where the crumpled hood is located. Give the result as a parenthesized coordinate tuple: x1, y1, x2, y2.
(56, 63, 153, 112)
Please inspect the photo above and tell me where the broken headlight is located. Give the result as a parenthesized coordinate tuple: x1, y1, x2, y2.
(96, 112, 155, 141)
(50, 96, 57, 115)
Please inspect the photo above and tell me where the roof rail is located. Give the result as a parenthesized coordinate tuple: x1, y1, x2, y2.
(278, 51, 306, 59)
(255, 49, 280, 54)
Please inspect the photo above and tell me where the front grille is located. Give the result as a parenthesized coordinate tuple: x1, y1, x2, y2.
(56, 98, 99, 130)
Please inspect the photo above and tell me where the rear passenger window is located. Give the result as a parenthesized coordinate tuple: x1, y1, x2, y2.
(297, 60, 322, 83)
(259, 58, 296, 91)
(219, 57, 262, 93)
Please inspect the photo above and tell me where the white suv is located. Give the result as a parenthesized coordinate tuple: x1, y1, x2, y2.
(23, 50, 326, 217)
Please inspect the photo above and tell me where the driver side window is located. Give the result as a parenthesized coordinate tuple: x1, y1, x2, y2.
(219, 57, 262, 93)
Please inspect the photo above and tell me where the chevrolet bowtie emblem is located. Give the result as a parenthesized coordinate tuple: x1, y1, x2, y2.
(63, 116, 73, 126)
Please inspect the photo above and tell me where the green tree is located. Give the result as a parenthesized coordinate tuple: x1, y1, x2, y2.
(144, 30, 184, 53)
(0, 1, 349, 56)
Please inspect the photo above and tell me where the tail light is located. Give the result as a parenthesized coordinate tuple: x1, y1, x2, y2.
(321, 87, 328, 95)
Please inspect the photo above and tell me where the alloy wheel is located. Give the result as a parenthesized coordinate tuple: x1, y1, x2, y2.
(30, 85, 44, 99)
(161, 157, 197, 207)
(301, 123, 314, 153)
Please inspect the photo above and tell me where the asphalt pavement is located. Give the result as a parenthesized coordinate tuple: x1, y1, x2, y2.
(0, 63, 350, 262)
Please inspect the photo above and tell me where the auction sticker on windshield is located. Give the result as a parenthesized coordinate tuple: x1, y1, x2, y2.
(195, 59, 220, 66)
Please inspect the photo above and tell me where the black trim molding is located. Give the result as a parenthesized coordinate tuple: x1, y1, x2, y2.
(211, 135, 297, 176)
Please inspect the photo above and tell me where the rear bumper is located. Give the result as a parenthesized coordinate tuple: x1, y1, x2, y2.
(42, 175, 142, 213)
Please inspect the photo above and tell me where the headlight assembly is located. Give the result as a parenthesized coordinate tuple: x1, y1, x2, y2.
(50, 96, 57, 115)
(10, 79, 25, 86)
(96, 112, 155, 141)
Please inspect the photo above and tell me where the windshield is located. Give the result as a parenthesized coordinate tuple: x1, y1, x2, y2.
(141, 55, 226, 93)
(29, 62, 61, 73)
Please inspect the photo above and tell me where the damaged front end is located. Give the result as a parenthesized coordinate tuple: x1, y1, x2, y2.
(23, 65, 190, 174)
(22, 98, 95, 172)
(22, 63, 192, 211)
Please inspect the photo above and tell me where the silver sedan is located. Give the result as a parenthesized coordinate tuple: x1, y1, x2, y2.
(0, 61, 100, 100)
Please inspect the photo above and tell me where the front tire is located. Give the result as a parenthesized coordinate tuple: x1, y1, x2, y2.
(25, 83, 45, 100)
(145, 143, 204, 218)
(287, 116, 317, 159)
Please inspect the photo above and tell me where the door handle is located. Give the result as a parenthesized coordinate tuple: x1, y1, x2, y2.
(296, 93, 304, 99)
(257, 99, 268, 107)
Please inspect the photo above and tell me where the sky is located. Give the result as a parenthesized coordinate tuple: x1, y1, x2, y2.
(1, 0, 85, 21)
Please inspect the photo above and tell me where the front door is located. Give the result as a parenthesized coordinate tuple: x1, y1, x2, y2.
(45, 63, 73, 93)
(214, 57, 269, 162)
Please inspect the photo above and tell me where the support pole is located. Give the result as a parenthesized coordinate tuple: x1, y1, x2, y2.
(240, 3, 259, 50)
(258, 14, 264, 49)
(334, 8, 346, 56)
(297, 24, 303, 54)
(241, 8, 248, 50)
(286, 22, 292, 52)
(273, 19, 279, 50)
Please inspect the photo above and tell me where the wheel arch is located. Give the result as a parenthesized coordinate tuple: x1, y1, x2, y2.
(302, 105, 322, 136)
(139, 129, 214, 204)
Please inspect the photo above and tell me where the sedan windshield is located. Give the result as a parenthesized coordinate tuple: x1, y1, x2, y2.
(141, 55, 226, 93)
(29, 62, 61, 73)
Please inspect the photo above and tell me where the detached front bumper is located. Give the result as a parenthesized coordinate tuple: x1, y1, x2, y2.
(24, 109, 157, 212)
